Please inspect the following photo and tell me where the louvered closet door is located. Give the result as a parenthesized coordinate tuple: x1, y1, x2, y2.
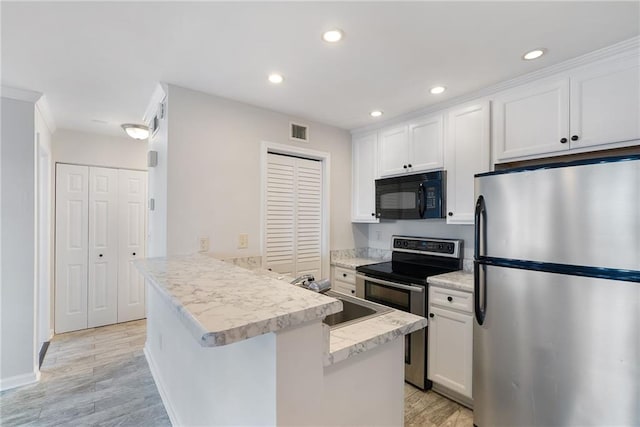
(87, 167, 119, 328)
(265, 154, 296, 275)
(294, 158, 322, 278)
(55, 164, 89, 333)
(117, 169, 147, 322)
(265, 153, 322, 278)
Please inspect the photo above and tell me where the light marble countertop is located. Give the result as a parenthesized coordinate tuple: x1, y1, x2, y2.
(136, 254, 342, 347)
(331, 257, 383, 269)
(137, 253, 427, 365)
(427, 270, 474, 293)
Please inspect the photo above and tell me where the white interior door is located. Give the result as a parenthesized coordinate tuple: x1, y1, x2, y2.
(87, 167, 119, 328)
(55, 164, 89, 333)
(118, 169, 147, 322)
(265, 154, 296, 276)
(294, 158, 322, 278)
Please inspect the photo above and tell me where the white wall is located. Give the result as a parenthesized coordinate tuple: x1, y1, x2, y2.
(52, 128, 147, 170)
(164, 85, 354, 257)
(0, 96, 39, 389)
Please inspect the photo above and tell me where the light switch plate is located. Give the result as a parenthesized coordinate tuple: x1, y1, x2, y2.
(238, 233, 248, 249)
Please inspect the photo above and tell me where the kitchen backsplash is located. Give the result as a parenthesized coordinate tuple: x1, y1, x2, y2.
(330, 248, 392, 262)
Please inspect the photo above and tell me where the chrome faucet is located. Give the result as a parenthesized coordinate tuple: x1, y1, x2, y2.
(290, 274, 315, 287)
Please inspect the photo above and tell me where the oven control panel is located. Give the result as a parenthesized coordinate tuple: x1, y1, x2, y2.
(392, 236, 462, 258)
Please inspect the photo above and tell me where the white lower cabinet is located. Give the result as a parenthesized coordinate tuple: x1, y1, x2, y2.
(332, 266, 356, 296)
(55, 164, 147, 333)
(427, 286, 473, 400)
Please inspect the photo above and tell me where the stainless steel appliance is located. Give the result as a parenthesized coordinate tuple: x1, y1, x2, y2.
(375, 171, 445, 220)
(356, 236, 463, 389)
(473, 155, 640, 426)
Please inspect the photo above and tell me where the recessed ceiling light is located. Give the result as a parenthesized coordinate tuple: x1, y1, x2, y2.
(430, 86, 446, 95)
(322, 29, 344, 43)
(121, 124, 149, 140)
(370, 110, 383, 118)
(522, 48, 546, 60)
(268, 73, 284, 84)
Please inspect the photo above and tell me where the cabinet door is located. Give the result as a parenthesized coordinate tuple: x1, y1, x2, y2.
(409, 114, 444, 173)
(118, 169, 148, 323)
(351, 133, 379, 222)
(570, 55, 640, 149)
(378, 125, 409, 177)
(446, 101, 490, 224)
(493, 78, 570, 161)
(87, 167, 119, 328)
(427, 306, 473, 398)
(55, 164, 89, 333)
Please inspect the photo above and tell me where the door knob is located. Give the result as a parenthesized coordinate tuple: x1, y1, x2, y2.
(99, 254, 103, 258)
(403, 165, 408, 169)
(408, 164, 412, 168)
(560, 138, 567, 144)
(447, 296, 453, 302)
(448, 212, 453, 217)
(571, 135, 579, 141)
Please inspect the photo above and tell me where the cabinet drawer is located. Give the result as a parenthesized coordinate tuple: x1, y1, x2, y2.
(333, 267, 356, 285)
(333, 280, 356, 296)
(429, 286, 473, 313)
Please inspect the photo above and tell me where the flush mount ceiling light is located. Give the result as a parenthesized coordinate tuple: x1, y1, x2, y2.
(370, 110, 383, 118)
(322, 29, 344, 43)
(522, 48, 546, 60)
(121, 124, 149, 140)
(430, 86, 446, 95)
(268, 73, 284, 84)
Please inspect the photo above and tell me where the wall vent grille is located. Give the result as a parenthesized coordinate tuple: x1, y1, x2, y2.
(290, 123, 309, 142)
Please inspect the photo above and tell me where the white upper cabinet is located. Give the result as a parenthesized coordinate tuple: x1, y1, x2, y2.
(493, 54, 640, 163)
(352, 132, 379, 223)
(379, 113, 444, 177)
(409, 114, 444, 172)
(570, 55, 640, 149)
(445, 101, 490, 224)
(378, 125, 410, 177)
(493, 77, 570, 161)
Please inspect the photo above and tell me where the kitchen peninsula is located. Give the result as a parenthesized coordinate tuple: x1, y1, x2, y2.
(136, 254, 427, 426)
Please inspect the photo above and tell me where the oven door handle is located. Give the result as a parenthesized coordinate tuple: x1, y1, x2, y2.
(356, 274, 424, 293)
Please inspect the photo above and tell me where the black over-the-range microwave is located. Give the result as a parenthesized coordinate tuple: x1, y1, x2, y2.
(375, 171, 445, 220)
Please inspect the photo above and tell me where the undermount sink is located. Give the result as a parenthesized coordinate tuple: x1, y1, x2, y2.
(323, 290, 391, 329)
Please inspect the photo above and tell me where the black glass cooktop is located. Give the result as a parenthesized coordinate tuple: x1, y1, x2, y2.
(356, 260, 457, 286)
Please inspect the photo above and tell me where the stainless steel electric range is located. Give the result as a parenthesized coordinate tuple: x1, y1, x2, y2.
(355, 236, 463, 390)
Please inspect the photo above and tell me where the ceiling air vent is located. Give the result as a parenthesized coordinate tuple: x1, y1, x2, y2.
(290, 122, 309, 142)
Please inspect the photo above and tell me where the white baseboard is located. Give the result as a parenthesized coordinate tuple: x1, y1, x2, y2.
(49, 328, 55, 340)
(144, 346, 179, 426)
(0, 370, 40, 392)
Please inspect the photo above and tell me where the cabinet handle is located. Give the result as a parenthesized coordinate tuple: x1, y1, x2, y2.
(429, 313, 434, 318)
(99, 254, 103, 258)
(343, 273, 347, 278)
(132, 252, 136, 256)
(371, 213, 375, 217)
(560, 138, 567, 144)
(351, 290, 355, 294)
(403, 164, 408, 169)
(447, 296, 453, 302)
(408, 164, 412, 168)
(571, 135, 579, 141)
(448, 212, 453, 217)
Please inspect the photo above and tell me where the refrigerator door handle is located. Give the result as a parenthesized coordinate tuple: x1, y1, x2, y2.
(474, 261, 487, 325)
(474, 195, 486, 258)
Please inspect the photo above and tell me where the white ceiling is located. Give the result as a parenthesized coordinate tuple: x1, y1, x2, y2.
(2, 2, 639, 137)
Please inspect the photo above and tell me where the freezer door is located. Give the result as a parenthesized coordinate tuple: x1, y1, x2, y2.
(473, 265, 639, 427)
(474, 158, 639, 271)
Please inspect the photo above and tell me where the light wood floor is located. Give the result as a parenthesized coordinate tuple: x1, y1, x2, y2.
(1, 320, 472, 426)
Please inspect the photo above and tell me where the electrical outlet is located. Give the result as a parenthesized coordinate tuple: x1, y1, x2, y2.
(199, 237, 209, 252)
(238, 233, 249, 249)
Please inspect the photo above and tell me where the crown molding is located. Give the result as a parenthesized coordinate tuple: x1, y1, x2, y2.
(1, 86, 42, 103)
(35, 95, 57, 134)
(351, 36, 640, 136)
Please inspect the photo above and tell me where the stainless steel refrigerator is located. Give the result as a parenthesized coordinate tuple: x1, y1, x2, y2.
(473, 155, 639, 426)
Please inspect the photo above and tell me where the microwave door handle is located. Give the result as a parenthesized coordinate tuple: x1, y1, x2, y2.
(418, 183, 426, 218)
